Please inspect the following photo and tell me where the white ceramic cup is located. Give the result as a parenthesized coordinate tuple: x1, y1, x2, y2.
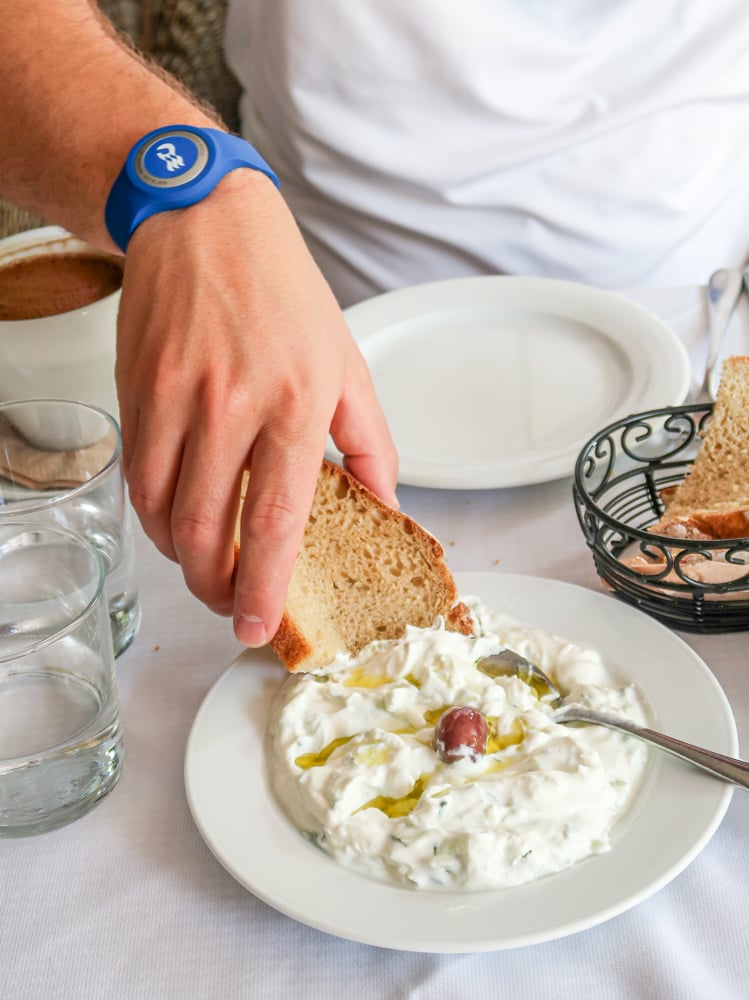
(0, 226, 121, 441)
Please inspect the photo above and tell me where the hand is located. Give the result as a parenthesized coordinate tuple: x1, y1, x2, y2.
(115, 169, 399, 645)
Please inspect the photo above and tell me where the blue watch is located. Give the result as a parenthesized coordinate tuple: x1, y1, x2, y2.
(105, 124, 280, 253)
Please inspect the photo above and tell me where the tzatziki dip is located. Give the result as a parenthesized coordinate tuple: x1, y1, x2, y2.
(267, 597, 650, 891)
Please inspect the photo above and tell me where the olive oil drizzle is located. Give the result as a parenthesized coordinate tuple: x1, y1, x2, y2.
(342, 668, 394, 689)
(423, 705, 452, 726)
(295, 735, 354, 770)
(486, 717, 525, 753)
(296, 665, 530, 782)
(355, 774, 430, 818)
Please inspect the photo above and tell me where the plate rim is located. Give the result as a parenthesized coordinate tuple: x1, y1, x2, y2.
(327, 276, 692, 489)
(184, 572, 735, 953)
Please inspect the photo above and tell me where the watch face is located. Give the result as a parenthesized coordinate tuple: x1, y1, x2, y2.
(134, 130, 210, 189)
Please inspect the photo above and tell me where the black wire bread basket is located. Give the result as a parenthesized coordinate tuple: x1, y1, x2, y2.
(573, 402, 749, 633)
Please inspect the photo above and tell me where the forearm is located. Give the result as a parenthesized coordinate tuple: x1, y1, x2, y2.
(0, 0, 222, 253)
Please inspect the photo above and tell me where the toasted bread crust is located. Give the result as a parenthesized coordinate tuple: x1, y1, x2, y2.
(654, 510, 749, 541)
(270, 614, 314, 672)
(445, 601, 476, 636)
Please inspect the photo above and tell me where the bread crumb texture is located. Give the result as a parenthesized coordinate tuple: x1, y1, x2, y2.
(656, 356, 749, 532)
(238, 461, 472, 671)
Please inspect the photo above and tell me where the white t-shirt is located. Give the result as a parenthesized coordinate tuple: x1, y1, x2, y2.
(225, 1, 749, 306)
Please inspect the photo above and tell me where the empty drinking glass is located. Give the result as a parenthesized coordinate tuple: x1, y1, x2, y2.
(0, 521, 123, 836)
(0, 398, 140, 656)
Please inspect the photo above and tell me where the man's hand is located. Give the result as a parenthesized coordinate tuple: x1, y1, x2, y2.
(116, 169, 398, 646)
(0, 1, 397, 645)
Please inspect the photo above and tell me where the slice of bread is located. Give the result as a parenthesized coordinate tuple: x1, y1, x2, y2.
(653, 355, 749, 539)
(235, 460, 474, 671)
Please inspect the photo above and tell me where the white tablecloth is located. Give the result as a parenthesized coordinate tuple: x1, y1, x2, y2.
(3, 287, 748, 1000)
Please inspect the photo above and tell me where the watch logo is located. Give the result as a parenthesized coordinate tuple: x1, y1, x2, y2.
(155, 142, 186, 173)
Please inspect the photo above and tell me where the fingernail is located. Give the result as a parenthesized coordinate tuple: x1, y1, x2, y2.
(389, 491, 400, 510)
(236, 614, 267, 647)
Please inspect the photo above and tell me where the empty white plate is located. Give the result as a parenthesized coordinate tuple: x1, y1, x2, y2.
(327, 276, 691, 489)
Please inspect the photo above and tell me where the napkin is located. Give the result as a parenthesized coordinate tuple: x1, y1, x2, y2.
(0, 414, 117, 491)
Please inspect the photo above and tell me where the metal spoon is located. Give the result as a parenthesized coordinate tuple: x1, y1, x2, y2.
(698, 268, 743, 402)
(478, 649, 749, 789)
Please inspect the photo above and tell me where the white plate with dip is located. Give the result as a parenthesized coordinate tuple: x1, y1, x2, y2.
(325, 276, 691, 489)
(184, 573, 736, 953)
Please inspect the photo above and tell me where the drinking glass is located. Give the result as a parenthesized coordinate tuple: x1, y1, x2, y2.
(0, 522, 123, 836)
(0, 398, 140, 656)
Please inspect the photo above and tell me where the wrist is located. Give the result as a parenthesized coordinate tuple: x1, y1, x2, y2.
(105, 125, 280, 253)
(128, 166, 280, 249)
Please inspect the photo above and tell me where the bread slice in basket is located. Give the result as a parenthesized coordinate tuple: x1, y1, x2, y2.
(618, 355, 749, 589)
(654, 355, 749, 540)
(235, 460, 474, 671)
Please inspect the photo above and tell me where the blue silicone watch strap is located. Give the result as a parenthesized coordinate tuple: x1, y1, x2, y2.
(105, 125, 280, 253)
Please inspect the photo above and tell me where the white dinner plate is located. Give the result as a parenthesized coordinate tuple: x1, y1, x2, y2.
(326, 276, 691, 489)
(184, 573, 736, 953)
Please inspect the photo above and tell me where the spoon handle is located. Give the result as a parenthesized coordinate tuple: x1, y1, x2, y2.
(554, 705, 749, 789)
(700, 268, 744, 401)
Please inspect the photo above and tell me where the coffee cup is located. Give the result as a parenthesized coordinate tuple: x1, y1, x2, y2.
(0, 226, 123, 436)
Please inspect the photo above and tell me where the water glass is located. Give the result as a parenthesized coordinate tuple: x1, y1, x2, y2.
(0, 398, 140, 656)
(0, 522, 123, 836)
